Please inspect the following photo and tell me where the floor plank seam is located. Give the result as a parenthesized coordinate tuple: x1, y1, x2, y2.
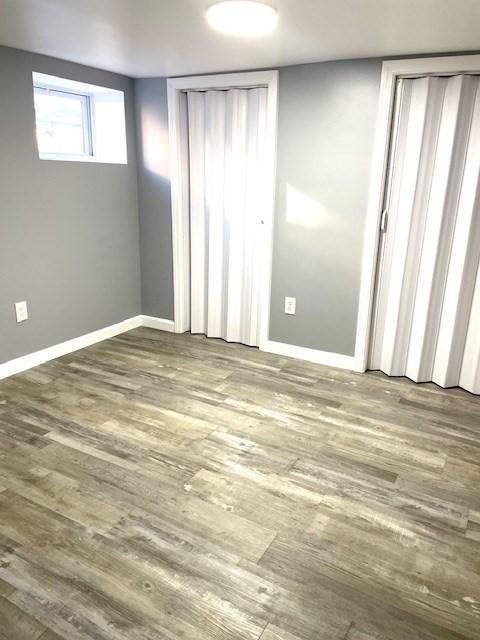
(256, 619, 271, 640)
(255, 532, 278, 567)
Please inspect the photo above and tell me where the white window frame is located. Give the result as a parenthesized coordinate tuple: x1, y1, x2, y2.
(33, 84, 95, 160)
(354, 54, 480, 373)
(32, 72, 128, 165)
(167, 70, 279, 348)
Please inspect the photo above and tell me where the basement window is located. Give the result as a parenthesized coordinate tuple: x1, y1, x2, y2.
(32, 72, 128, 164)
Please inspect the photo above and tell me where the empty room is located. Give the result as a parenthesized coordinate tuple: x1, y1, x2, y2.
(1, 1, 480, 638)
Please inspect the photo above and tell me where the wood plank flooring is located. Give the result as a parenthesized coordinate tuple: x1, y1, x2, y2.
(0, 328, 479, 639)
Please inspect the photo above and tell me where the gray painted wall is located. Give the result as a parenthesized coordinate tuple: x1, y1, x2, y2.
(0, 46, 141, 364)
(1, 48, 465, 364)
(134, 59, 382, 355)
(269, 59, 382, 356)
(134, 78, 174, 319)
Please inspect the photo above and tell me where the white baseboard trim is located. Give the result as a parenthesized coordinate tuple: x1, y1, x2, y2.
(0, 318, 353, 381)
(0, 315, 143, 381)
(140, 315, 175, 332)
(261, 340, 356, 371)
(0, 314, 179, 381)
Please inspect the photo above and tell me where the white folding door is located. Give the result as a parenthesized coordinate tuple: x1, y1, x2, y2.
(370, 75, 480, 394)
(187, 88, 268, 346)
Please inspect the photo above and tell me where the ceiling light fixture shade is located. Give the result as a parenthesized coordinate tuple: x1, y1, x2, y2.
(206, 1, 279, 37)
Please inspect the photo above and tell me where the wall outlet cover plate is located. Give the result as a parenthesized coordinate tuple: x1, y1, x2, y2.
(284, 297, 296, 315)
(15, 300, 29, 323)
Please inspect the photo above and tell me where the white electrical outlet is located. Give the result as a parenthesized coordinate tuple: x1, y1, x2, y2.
(284, 297, 296, 315)
(15, 300, 29, 323)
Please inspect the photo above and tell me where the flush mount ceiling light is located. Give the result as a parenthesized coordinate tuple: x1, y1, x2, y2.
(206, 1, 279, 37)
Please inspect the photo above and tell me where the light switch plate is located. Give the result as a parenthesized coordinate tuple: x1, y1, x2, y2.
(284, 297, 296, 315)
(15, 300, 28, 323)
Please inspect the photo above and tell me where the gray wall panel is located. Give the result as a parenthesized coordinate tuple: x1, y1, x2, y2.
(269, 59, 381, 355)
(0, 46, 141, 364)
(134, 78, 174, 319)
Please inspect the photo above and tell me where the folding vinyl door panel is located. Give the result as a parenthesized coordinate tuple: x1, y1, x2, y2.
(370, 75, 480, 394)
(187, 87, 268, 347)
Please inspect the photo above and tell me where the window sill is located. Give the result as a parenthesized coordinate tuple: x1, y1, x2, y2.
(39, 153, 127, 165)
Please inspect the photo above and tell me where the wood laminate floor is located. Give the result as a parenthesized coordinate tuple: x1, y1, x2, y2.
(0, 328, 479, 640)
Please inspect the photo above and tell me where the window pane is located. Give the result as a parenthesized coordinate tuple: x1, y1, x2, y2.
(34, 88, 91, 156)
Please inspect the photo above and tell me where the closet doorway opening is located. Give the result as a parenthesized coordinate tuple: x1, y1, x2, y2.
(167, 71, 279, 349)
(355, 55, 480, 394)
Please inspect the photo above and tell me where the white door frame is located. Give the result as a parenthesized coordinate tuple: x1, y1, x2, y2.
(354, 54, 480, 372)
(167, 70, 279, 348)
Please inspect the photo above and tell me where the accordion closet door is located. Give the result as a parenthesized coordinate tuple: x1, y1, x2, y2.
(187, 87, 269, 347)
(370, 74, 480, 394)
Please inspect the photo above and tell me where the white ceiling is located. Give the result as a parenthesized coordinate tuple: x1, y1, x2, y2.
(0, 0, 479, 78)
